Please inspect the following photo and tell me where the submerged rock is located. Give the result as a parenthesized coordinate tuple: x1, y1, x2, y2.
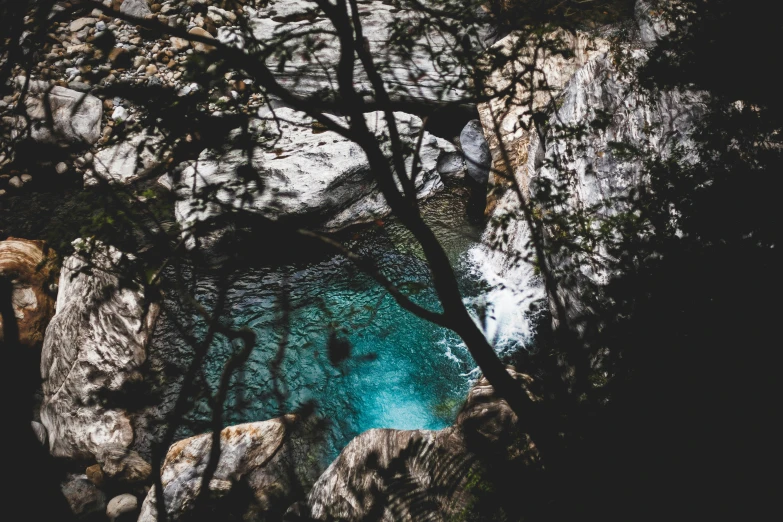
(40, 239, 159, 460)
(137, 416, 320, 522)
(0, 238, 58, 350)
(168, 108, 452, 239)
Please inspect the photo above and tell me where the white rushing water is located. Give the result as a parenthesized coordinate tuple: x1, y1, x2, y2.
(465, 188, 546, 355)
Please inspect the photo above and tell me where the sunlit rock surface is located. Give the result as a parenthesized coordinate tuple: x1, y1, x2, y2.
(0, 238, 58, 350)
(90, 130, 163, 185)
(40, 239, 159, 459)
(169, 108, 453, 237)
(137, 416, 320, 522)
(477, 30, 608, 186)
(222, 0, 483, 103)
(7, 78, 102, 145)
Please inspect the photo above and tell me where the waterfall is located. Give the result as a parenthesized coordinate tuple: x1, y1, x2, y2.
(465, 188, 545, 356)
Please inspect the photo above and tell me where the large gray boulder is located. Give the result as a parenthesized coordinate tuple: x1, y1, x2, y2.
(40, 239, 159, 459)
(220, 0, 482, 103)
(137, 415, 320, 522)
(168, 108, 453, 238)
(9, 78, 102, 145)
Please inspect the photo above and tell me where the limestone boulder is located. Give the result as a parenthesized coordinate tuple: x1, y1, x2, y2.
(168, 108, 452, 238)
(10, 78, 102, 145)
(137, 416, 319, 522)
(40, 239, 159, 459)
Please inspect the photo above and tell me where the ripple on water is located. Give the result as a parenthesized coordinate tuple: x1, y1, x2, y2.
(146, 190, 485, 460)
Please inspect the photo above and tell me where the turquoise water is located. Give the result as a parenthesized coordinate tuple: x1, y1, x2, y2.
(149, 191, 485, 460)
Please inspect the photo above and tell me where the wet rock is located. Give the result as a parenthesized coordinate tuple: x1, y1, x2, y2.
(460, 119, 491, 185)
(61, 474, 106, 518)
(107, 494, 138, 520)
(137, 416, 318, 522)
(40, 239, 160, 459)
(0, 238, 58, 350)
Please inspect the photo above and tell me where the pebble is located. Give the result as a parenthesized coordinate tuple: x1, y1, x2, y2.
(56, 162, 69, 175)
(145, 64, 158, 76)
(70, 17, 97, 33)
(170, 37, 190, 51)
(8, 176, 22, 188)
(112, 106, 129, 121)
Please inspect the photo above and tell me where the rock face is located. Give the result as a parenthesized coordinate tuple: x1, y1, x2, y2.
(40, 239, 159, 459)
(459, 120, 491, 185)
(476, 1, 703, 331)
(9, 78, 102, 145)
(137, 416, 319, 522)
(477, 31, 608, 185)
(0, 238, 58, 350)
(512, 10, 702, 323)
(302, 369, 539, 521)
(223, 0, 479, 103)
(91, 130, 162, 185)
(169, 108, 453, 238)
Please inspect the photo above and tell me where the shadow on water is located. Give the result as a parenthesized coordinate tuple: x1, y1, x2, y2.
(136, 188, 489, 468)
